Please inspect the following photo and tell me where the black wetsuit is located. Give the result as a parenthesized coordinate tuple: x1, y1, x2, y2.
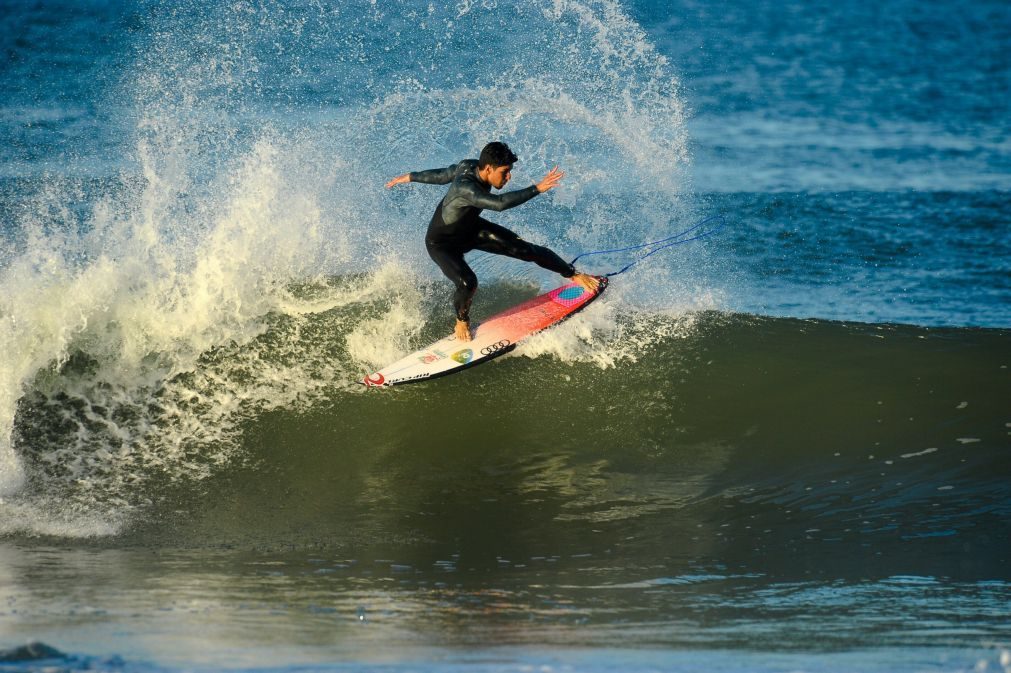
(410, 159, 575, 322)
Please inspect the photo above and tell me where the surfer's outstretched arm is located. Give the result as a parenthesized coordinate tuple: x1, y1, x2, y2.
(385, 164, 460, 188)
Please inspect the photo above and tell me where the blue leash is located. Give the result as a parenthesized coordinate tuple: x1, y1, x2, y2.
(570, 215, 726, 277)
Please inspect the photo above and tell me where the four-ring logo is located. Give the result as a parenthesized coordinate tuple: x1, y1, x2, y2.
(480, 340, 512, 356)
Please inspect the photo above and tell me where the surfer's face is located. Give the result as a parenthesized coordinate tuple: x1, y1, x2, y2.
(486, 164, 512, 189)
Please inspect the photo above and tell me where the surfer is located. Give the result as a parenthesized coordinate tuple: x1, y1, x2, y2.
(386, 141, 600, 342)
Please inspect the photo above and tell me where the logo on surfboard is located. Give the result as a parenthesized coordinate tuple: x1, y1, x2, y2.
(363, 372, 385, 387)
(451, 349, 473, 364)
(549, 283, 587, 308)
(418, 348, 448, 364)
(480, 340, 512, 356)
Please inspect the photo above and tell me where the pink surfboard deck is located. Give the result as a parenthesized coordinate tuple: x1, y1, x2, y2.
(362, 276, 607, 386)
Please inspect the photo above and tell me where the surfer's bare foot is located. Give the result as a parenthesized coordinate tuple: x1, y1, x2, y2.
(455, 319, 472, 341)
(571, 273, 601, 293)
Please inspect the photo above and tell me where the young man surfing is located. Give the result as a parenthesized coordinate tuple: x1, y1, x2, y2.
(386, 141, 600, 342)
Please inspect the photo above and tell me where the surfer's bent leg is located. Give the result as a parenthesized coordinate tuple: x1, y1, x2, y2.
(426, 242, 477, 323)
(473, 220, 576, 277)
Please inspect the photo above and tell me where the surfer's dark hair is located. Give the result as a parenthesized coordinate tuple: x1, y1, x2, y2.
(478, 142, 519, 168)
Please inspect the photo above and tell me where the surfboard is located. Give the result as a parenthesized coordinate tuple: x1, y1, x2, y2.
(362, 276, 607, 386)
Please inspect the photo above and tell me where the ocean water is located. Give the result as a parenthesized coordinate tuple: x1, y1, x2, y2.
(1, 0, 1009, 671)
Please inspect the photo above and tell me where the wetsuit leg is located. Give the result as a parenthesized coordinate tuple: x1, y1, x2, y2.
(426, 242, 478, 323)
(472, 219, 576, 277)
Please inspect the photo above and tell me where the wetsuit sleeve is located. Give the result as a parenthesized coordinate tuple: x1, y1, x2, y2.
(459, 184, 540, 212)
(408, 164, 459, 185)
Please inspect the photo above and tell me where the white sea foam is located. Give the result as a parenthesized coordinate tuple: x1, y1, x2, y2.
(0, 126, 374, 534)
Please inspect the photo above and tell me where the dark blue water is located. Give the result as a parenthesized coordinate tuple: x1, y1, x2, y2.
(1, 0, 1009, 671)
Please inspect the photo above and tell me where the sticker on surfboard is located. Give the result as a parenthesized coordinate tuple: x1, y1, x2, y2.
(361, 277, 607, 387)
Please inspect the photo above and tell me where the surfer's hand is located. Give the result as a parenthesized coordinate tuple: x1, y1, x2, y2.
(571, 273, 601, 293)
(536, 166, 565, 193)
(385, 174, 411, 188)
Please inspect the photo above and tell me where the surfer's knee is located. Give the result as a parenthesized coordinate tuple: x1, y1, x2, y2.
(507, 239, 539, 261)
(525, 242, 548, 259)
